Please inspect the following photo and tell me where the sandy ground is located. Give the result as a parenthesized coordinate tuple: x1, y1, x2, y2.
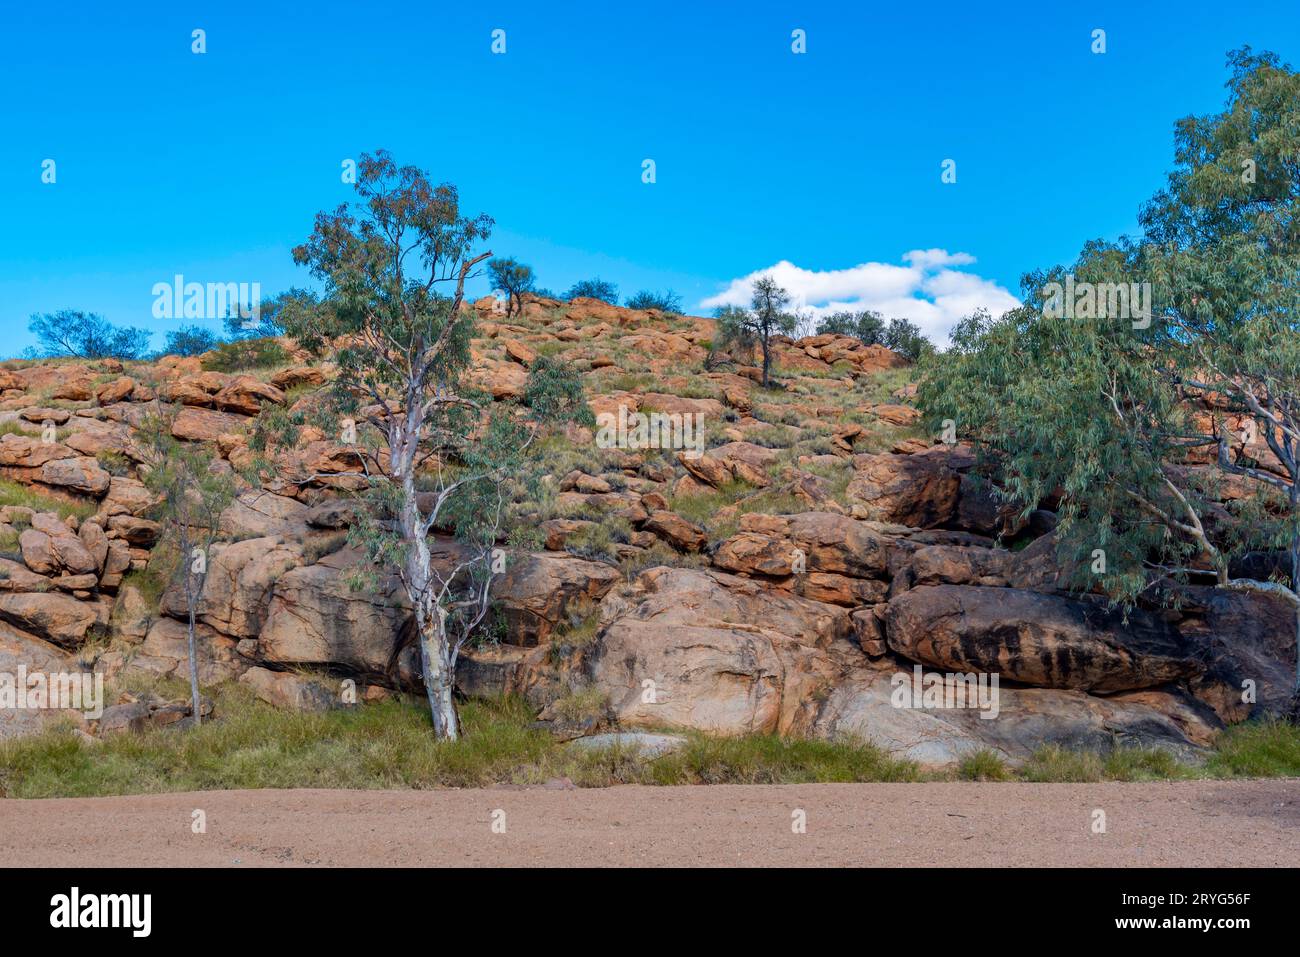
(2, 780, 1297, 867)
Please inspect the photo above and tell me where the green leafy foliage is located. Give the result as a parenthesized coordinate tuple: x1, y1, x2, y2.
(133, 407, 238, 725)
(486, 257, 535, 316)
(882, 316, 932, 361)
(816, 309, 885, 345)
(201, 337, 289, 372)
(625, 289, 683, 313)
(918, 48, 1300, 639)
(565, 278, 618, 303)
(162, 325, 219, 357)
(261, 150, 590, 738)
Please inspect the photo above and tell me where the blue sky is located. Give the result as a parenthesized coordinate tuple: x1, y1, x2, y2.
(2, 0, 1297, 356)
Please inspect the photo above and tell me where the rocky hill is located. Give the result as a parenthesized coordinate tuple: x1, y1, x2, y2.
(0, 294, 1291, 763)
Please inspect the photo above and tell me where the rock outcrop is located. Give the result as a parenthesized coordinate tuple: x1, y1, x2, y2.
(0, 296, 1290, 763)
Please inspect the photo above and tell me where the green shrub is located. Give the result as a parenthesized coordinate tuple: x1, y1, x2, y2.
(625, 289, 683, 313)
(95, 449, 134, 477)
(202, 337, 288, 372)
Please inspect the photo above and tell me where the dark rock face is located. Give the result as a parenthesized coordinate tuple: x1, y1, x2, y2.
(885, 585, 1201, 693)
(1177, 586, 1297, 720)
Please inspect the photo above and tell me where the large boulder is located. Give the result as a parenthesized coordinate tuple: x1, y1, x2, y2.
(885, 585, 1202, 692)
(97, 476, 154, 519)
(63, 419, 136, 458)
(133, 617, 248, 684)
(0, 591, 107, 647)
(160, 536, 303, 638)
(0, 434, 75, 468)
(110, 581, 155, 642)
(588, 566, 855, 736)
(813, 667, 1219, 765)
(903, 544, 1012, 587)
(257, 548, 409, 676)
(51, 376, 96, 401)
(18, 407, 70, 425)
(642, 510, 707, 552)
(712, 511, 892, 580)
(1178, 586, 1297, 720)
(17, 528, 59, 575)
(219, 491, 311, 541)
(271, 366, 326, 390)
(23, 513, 97, 575)
(106, 515, 160, 546)
(0, 557, 54, 592)
(78, 521, 109, 573)
(677, 443, 774, 489)
(791, 572, 888, 607)
(95, 376, 137, 405)
(492, 552, 620, 646)
(847, 451, 961, 528)
(0, 621, 88, 739)
(239, 666, 339, 712)
(212, 375, 286, 416)
(171, 406, 247, 442)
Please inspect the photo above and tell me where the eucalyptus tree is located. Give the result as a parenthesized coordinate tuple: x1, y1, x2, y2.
(714, 277, 797, 387)
(1138, 47, 1300, 610)
(135, 406, 237, 726)
(26, 310, 152, 360)
(919, 48, 1300, 696)
(919, 247, 1205, 606)
(486, 257, 535, 317)
(263, 151, 588, 739)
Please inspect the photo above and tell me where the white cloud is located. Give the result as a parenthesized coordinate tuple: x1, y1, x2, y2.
(698, 249, 1020, 346)
(903, 248, 975, 270)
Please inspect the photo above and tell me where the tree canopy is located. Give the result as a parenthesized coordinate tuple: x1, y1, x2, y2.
(486, 257, 535, 316)
(918, 48, 1300, 693)
(26, 310, 152, 360)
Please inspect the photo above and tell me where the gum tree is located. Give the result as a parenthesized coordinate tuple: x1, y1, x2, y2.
(714, 277, 797, 388)
(565, 278, 618, 304)
(136, 405, 237, 726)
(486, 257, 535, 317)
(920, 48, 1300, 698)
(1140, 47, 1300, 613)
(882, 317, 933, 361)
(1137, 48, 1300, 696)
(266, 151, 588, 739)
(27, 310, 152, 360)
(920, 249, 1212, 605)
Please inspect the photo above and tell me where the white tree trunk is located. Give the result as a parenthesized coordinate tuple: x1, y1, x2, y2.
(184, 566, 202, 727)
(418, 608, 460, 740)
(400, 464, 460, 739)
